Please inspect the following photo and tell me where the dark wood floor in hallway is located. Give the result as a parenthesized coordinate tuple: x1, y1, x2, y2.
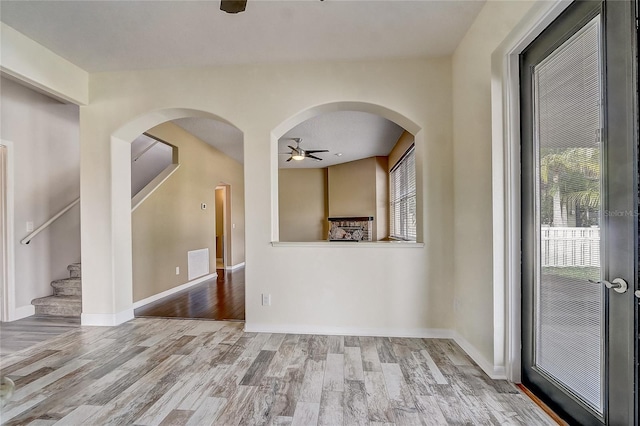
(134, 267, 245, 321)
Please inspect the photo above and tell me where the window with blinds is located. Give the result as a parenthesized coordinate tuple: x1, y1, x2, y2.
(389, 146, 416, 241)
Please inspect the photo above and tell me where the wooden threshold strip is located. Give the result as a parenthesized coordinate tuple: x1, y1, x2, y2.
(516, 383, 568, 426)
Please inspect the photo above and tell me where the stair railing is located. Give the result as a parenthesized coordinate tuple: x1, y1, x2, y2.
(21, 197, 80, 245)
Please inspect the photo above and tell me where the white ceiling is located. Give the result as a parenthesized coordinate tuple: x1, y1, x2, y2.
(279, 111, 404, 168)
(1, 1, 479, 169)
(0, 0, 485, 72)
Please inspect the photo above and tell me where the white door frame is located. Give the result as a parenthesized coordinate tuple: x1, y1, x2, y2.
(491, 0, 573, 383)
(216, 184, 233, 269)
(215, 185, 226, 268)
(0, 140, 16, 322)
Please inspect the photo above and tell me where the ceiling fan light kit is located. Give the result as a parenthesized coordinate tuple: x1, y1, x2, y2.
(282, 138, 329, 163)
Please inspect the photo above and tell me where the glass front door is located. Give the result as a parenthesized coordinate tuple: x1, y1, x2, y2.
(520, 1, 637, 424)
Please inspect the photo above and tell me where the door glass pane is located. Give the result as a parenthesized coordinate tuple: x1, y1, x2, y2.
(533, 16, 603, 413)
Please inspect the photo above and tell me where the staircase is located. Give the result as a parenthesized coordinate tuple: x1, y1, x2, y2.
(31, 263, 82, 317)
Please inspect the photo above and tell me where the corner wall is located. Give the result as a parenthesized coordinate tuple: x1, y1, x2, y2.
(279, 168, 328, 242)
(375, 156, 389, 240)
(388, 131, 414, 170)
(328, 158, 378, 237)
(81, 57, 455, 332)
(132, 121, 245, 302)
(0, 77, 80, 316)
(452, 0, 535, 370)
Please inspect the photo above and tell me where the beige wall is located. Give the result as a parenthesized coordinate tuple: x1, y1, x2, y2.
(5, 4, 558, 373)
(1, 77, 80, 314)
(77, 56, 454, 333)
(132, 121, 244, 302)
(452, 0, 535, 365)
(279, 168, 328, 241)
(328, 157, 379, 239)
(281, 157, 391, 242)
(388, 131, 414, 171)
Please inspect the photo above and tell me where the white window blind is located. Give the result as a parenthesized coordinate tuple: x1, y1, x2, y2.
(533, 16, 603, 412)
(389, 146, 416, 241)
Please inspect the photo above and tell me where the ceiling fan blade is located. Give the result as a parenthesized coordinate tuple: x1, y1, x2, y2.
(305, 149, 329, 154)
(286, 157, 292, 162)
(306, 154, 323, 161)
(288, 146, 297, 151)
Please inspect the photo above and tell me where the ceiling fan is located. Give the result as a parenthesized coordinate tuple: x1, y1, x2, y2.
(220, 0, 246, 13)
(280, 138, 329, 162)
(221, 0, 324, 14)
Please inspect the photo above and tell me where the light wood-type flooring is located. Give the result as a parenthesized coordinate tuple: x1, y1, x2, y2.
(0, 317, 80, 356)
(0, 318, 556, 425)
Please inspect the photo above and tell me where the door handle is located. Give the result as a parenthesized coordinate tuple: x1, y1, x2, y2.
(589, 278, 628, 294)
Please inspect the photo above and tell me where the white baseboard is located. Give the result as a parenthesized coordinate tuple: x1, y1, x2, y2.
(132, 272, 217, 309)
(244, 323, 453, 339)
(82, 308, 134, 326)
(12, 305, 35, 321)
(225, 262, 245, 271)
(452, 331, 506, 380)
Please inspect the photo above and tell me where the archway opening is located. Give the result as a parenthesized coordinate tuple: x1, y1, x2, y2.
(111, 108, 246, 322)
(271, 102, 422, 244)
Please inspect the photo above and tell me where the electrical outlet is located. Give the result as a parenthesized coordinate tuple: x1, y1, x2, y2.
(262, 293, 271, 306)
(26, 221, 34, 232)
(175, 266, 180, 275)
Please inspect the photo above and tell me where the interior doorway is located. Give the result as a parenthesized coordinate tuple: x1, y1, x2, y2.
(215, 184, 231, 270)
(127, 114, 245, 322)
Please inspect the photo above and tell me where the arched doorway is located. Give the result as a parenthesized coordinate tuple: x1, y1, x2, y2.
(87, 108, 246, 325)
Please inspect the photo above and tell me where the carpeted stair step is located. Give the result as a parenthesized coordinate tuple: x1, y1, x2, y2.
(32, 296, 82, 317)
(51, 278, 82, 296)
(68, 263, 81, 278)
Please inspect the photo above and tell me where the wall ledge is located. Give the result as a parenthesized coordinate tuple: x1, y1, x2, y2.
(271, 241, 424, 248)
(1, 22, 89, 105)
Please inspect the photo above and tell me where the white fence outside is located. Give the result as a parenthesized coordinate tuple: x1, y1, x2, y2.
(541, 226, 600, 268)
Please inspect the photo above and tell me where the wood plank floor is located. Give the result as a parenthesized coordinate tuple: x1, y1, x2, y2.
(135, 268, 245, 321)
(0, 318, 557, 425)
(0, 317, 80, 356)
